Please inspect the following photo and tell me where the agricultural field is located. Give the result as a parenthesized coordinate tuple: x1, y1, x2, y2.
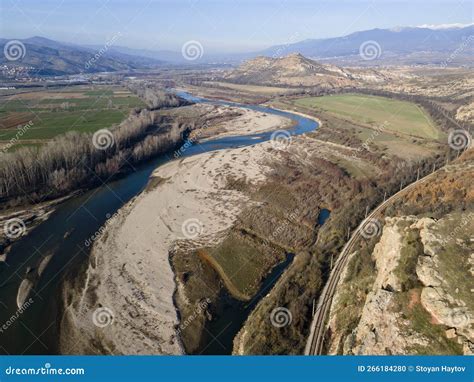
(270, 95, 442, 165)
(204, 81, 296, 95)
(294, 94, 442, 140)
(0, 85, 145, 151)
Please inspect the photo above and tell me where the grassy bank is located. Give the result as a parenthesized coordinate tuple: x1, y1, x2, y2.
(293, 94, 441, 140)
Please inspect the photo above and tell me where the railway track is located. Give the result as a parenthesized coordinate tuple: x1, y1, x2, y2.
(304, 170, 437, 355)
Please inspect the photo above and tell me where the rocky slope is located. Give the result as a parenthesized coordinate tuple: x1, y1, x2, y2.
(327, 152, 474, 355)
(224, 53, 407, 87)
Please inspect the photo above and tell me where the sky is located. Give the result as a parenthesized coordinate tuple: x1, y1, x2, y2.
(0, 0, 472, 53)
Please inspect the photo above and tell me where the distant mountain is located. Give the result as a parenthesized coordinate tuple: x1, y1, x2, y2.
(1, 23, 472, 77)
(259, 25, 474, 66)
(105, 24, 474, 66)
(414, 23, 473, 30)
(102, 45, 253, 65)
(224, 53, 394, 87)
(0, 36, 163, 76)
(97, 45, 184, 64)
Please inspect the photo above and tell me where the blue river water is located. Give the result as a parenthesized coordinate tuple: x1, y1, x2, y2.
(0, 92, 318, 355)
(318, 208, 331, 226)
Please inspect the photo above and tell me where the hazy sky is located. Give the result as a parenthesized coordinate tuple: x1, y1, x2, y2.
(1, 0, 472, 52)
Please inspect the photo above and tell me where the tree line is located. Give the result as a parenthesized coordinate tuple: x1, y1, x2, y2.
(127, 82, 189, 110)
(0, 89, 189, 209)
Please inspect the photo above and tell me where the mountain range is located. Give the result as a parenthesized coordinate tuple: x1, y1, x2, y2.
(261, 25, 473, 63)
(0, 36, 162, 76)
(102, 24, 474, 66)
(1, 24, 472, 76)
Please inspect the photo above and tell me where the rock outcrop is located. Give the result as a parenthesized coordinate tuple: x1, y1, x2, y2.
(347, 217, 427, 354)
(328, 211, 473, 355)
(414, 216, 474, 354)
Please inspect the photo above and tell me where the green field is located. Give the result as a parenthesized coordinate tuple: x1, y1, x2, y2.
(294, 94, 441, 140)
(0, 85, 145, 149)
(202, 232, 281, 300)
(206, 81, 295, 95)
(207, 235, 266, 300)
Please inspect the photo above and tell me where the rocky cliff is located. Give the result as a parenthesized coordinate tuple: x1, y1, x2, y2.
(327, 153, 473, 355)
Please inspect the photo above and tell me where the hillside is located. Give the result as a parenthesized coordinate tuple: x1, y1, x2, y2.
(327, 149, 474, 355)
(0, 36, 161, 76)
(224, 53, 398, 87)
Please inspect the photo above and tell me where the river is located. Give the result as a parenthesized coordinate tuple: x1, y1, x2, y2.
(0, 92, 318, 355)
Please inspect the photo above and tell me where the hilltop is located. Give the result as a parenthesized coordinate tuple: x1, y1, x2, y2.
(224, 53, 400, 87)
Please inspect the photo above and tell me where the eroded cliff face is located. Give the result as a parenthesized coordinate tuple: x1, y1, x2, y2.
(414, 215, 474, 354)
(342, 217, 427, 355)
(329, 212, 473, 355)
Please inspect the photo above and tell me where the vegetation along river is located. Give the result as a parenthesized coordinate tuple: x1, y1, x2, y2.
(0, 92, 318, 354)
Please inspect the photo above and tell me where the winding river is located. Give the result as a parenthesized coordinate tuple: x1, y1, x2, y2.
(0, 92, 318, 355)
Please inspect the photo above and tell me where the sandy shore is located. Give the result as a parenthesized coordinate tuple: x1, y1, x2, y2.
(204, 105, 294, 139)
(60, 109, 290, 354)
(186, 103, 294, 141)
(264, 104, 323, 128)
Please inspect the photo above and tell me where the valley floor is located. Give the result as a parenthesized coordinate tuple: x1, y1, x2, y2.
(59, 108, 293, 354)
(42, 82, 469, 356)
